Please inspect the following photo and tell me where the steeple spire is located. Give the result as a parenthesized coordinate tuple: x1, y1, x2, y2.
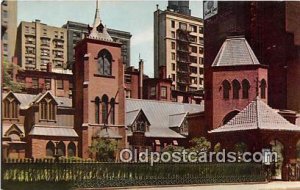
(93, 0, 101, 30)
(88, 0, 113, 42)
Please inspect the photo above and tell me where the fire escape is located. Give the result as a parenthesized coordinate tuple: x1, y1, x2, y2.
(176, 28, 191, 92)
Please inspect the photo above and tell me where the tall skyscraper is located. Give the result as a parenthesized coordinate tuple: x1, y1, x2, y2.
(154, 1, 204, 93)
(1, 0, 17, 62)
(203, 1, 300, 112)
(15, 20, 69, 73)
(167, 0, 191, 16)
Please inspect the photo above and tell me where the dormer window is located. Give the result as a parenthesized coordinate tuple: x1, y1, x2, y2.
(97, 49, 112, 76)
(131, 110, 150, 133)
(40, 98, 56, 121)
(134, 121, 146, 132)
(2, 96, 19, 119)
(132, 114, 150, 133)
(132, 121, 148, 132)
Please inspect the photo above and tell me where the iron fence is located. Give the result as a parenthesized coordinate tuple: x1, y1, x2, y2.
(2, 158, 265, 189)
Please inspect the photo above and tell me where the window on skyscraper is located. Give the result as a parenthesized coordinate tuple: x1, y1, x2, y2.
(171, 31, 175, 38)
(171, 42, 175, 49)
(171, 20, 175, 28)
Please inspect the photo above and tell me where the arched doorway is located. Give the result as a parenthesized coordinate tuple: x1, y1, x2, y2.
(270, 139, 284, 180)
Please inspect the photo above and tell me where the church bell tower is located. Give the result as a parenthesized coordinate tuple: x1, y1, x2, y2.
(73, 1, 125, 158)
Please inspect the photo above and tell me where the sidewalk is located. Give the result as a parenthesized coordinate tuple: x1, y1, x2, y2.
(117, 181, 300, 190)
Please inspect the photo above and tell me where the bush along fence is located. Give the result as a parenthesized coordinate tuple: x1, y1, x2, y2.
(2, 158, 266, 189)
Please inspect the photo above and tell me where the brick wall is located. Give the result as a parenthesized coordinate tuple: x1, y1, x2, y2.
(30, 136, 78, 158)
(74, 38, 125, 158)
(210, 66, 268, 129)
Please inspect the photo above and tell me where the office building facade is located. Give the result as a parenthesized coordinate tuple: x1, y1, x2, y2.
(16, 20, 68, 73)
(154, 1, 204, 92)
(1, 0, 17, 62)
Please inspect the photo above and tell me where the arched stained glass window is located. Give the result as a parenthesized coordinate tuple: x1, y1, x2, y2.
(97, 49, 112, 76)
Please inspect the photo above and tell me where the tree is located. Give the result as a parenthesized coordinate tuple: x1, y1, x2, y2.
(162, 144, 184, 153)
(89, 137, 118, 162)
(234, 142, 248, 153)
(2, 60, 24, 92)
(214, 142, 221, 152)
(189, 137, 211, 152)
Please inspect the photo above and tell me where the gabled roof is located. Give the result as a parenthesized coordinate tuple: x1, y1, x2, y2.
(169, 113, 187, 128)
(3, 91, 21, 104)
(2, 124, 25, 137)
(125, 109, 150, 127)
(3, 93, 36, 109)
(126, 109, 140, 126)
(125, 99, 202, 139)
(209, 98, 300, 133)
(2, 92, 72, 109)
(126, 99, 203, 128)
(212, 37, 261, 67)
(32, 91, 58, 105)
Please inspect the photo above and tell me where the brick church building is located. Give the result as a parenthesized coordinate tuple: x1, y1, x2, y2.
(2, 1, 300, 181)
(205, 36, 300, 180)
(72, 2, 126, 158)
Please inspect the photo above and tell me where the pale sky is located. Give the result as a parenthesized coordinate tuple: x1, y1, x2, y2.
(17, 0, 203, 77)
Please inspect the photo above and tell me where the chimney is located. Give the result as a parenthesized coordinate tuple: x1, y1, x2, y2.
(159, 66, 166, 79)
(47, 62, 52, 72)
(138, 59, 144, 99)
